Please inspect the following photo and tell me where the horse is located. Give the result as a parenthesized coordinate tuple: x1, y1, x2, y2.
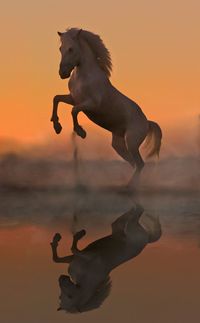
(50, 204, 161, 313)
(51, 28, 162, 186)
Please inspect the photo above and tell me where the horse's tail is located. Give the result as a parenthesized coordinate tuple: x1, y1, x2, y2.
(148, 215, 162, 243)
(140, 214, 162, 243)
(144, 121, 162, 158)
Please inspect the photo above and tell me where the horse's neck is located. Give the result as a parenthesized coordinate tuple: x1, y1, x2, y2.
(76, 39, 101, 78)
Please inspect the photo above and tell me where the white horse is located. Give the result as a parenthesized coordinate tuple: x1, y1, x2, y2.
(51, 28, 162, 186)
(50, 204, 161, 313)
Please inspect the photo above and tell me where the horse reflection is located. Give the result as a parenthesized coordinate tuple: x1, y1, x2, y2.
(50, 204, 161, 313)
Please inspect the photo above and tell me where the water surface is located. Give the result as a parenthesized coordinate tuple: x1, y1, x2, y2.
(0, 188, 200, 323)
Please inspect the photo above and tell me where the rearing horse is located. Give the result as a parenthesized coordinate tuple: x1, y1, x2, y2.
(51, 28, 162, 185)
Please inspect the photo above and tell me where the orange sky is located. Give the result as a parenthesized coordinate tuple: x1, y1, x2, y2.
(1, 1, 200, 147)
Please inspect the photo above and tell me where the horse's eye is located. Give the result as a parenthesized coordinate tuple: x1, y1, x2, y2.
(68, 294, 72, 299)
(68, 47, 73, 53)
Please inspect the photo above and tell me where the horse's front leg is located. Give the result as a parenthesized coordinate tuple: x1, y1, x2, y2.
(50, 233, 74, 263)
(51, 94, 74, 134)
(71, 102, 92, 138)
(71, 229, 86, 254)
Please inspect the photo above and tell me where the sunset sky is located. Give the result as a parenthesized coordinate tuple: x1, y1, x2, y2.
(1, 1, 200, 153)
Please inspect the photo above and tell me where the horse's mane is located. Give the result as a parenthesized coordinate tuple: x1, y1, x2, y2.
(66, 28, 112, 77)
(59, 276, 112, 313)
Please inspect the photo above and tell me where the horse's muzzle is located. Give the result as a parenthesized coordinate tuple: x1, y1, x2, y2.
(59, 275, 70, 283)
(59, 65, 73, 79)
(59, 70, 70, 79)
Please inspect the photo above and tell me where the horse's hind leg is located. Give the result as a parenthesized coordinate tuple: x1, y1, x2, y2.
(112, 134, 135, 167)
(125, 126, 147, 187)
(112, 204, 144, 236)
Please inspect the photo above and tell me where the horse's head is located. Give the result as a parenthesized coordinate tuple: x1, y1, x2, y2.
(58, 275, 81, 312)
(58, 274, 111, 313)
(58, 29, 82, 79)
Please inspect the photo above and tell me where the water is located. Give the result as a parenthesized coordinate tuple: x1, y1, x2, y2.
(0, 187, 200, 323)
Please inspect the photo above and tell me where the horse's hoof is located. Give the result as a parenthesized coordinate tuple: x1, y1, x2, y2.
(117, 185, 133, 195)
(54, 122, 62, 134)
(126, 180, 140, 193)
(74, 229, 86, 240)
(76, 126, 86, 139)
(53, 232, 62, 242)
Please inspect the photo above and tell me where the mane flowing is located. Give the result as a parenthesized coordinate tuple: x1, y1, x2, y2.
(66, 28, 112, 77)
(59, 276, 112, 313)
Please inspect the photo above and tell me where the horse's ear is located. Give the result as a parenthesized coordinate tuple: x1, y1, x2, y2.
(57, 31, 63, 37)
(75, 29, 82, 39)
